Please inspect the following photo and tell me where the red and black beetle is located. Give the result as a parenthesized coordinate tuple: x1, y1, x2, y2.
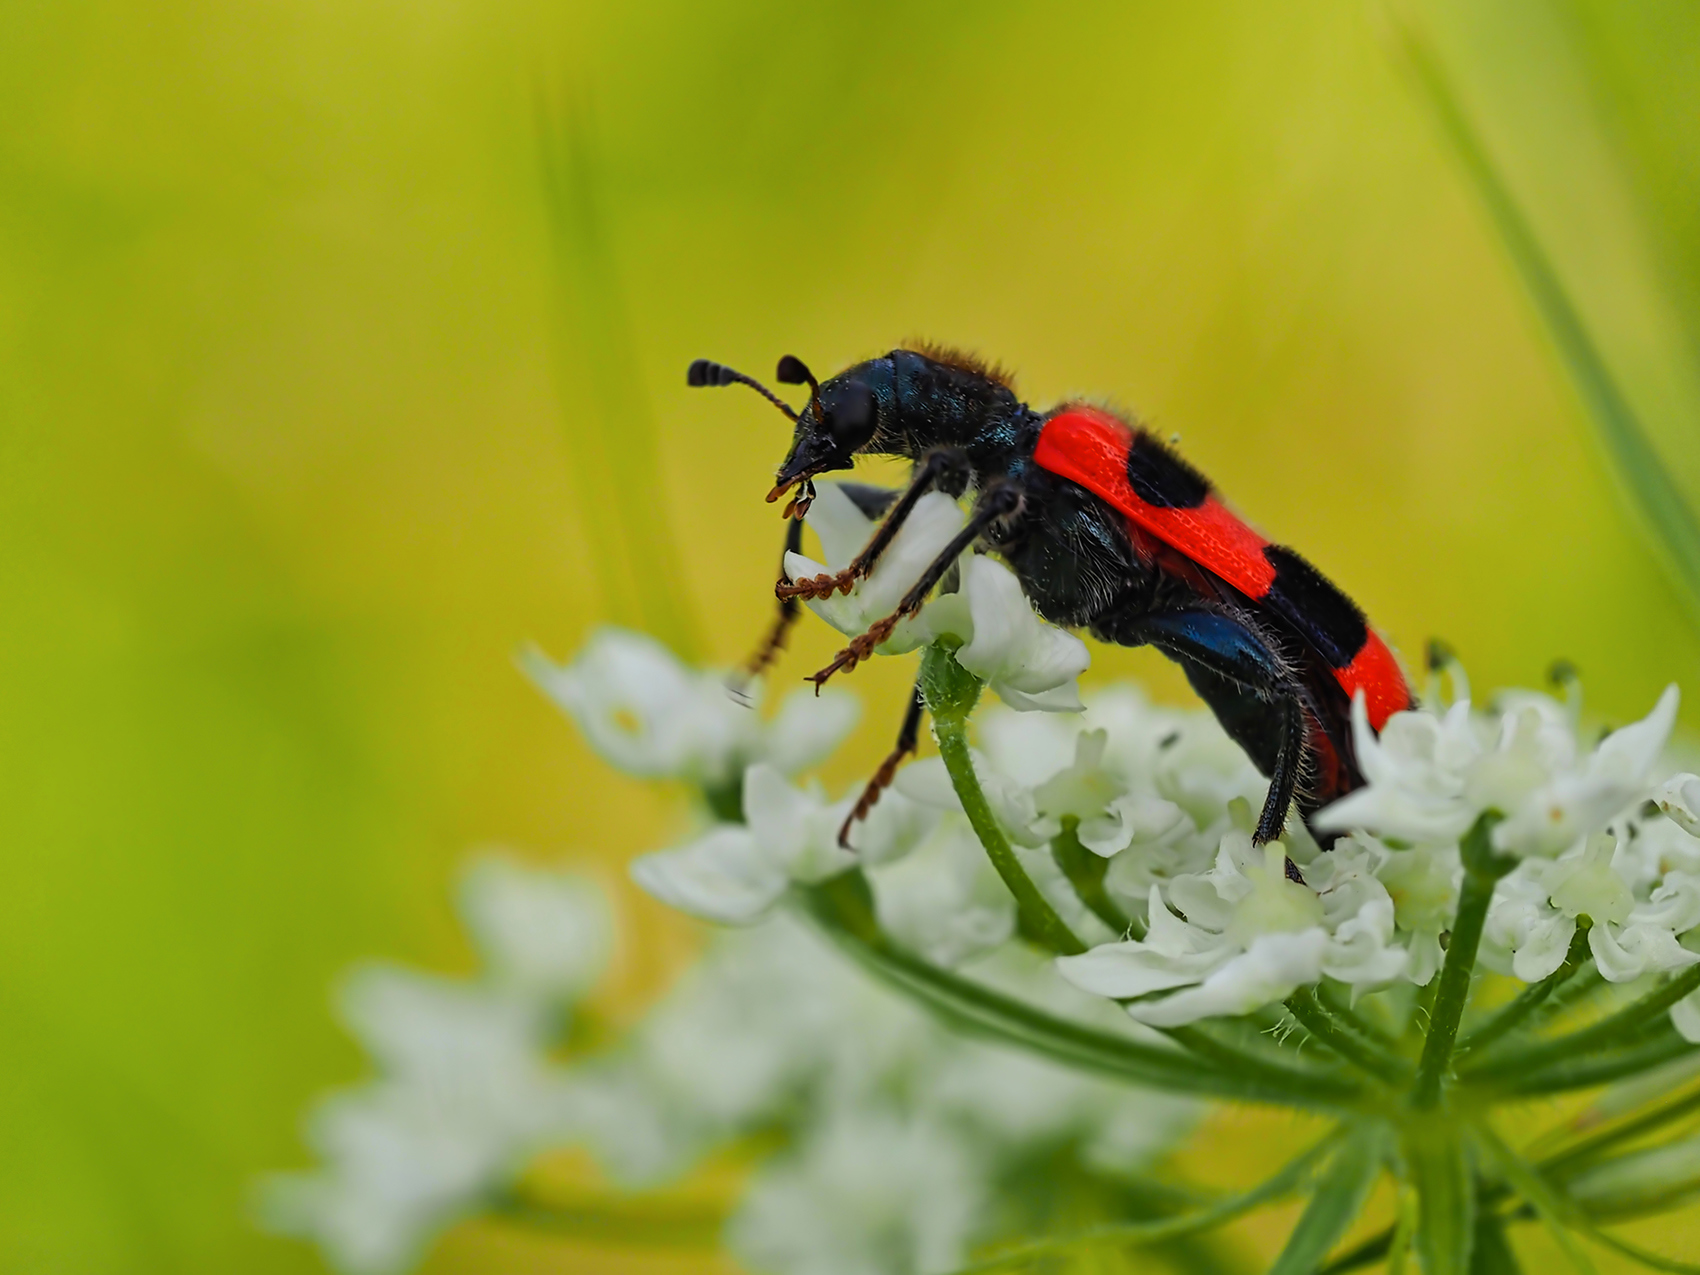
(688, 345, 1412, 854)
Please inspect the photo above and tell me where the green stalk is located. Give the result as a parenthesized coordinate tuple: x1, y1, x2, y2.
(1471, 1122, 1597, 1275)
(804, 872, 1365, 1110)
(1269, 1124, 1388, 1275)
(1414, 812, 1511, 1109)
(1540, 1081, 1700, 1180)
(921, 645, 1085, 956)
(1050, 819, 1135, 936)
(1404, 1120, 1476, 1275)
(1458, 921, 1593, 1058)
(1462, 964, 1700, 1085)
(1387, 1187, 1417, 1275)
(1506, 1032, 1697, 1097)
(1320, 981, 1400, 1046)
(946, 1129, 1341, 1275)
(1287, 987, 1411, 1085)
(1160, 1021, 1357, 1091)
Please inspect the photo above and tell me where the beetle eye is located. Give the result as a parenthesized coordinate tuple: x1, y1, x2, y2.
(827, 380, 876, 448)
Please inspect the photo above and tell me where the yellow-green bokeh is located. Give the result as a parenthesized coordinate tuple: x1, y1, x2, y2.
(3, 2, 1698, 1272)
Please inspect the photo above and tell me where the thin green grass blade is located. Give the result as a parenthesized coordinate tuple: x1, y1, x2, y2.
(535, 89, 702, 658)
(1388, 15, 1700, 625)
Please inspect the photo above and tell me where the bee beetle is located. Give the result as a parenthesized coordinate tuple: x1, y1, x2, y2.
(688, 346, 1411, 857)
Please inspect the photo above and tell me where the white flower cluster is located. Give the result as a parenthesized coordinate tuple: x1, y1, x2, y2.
(1311, 680, 1700, 1035)
(573, 913, 1196, 1275)
(556, 619, 1700, 1040)
(259, 857, 609, 1273)
(264, 857, 1195, 1275)
(523, 627, 860, 791)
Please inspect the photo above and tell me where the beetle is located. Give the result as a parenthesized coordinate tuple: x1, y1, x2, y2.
(688, 345, 1412, 857)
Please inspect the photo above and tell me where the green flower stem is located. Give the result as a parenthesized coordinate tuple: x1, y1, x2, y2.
(1586, 1231, 1700, 1275)
(804, 872, 1366, 1110)
(1386, 1187, 1417, 1275)
(1506, 1031, 1697, 1097)
(1541, 1080, 1700, 1180)
(1413, 812, 1512, 1109)
(1320, 981, 1399, 1046)
(1528, 960, 1607, 1027)
(1286, 987, 1411, 1085)
(1470, 1122, 1597, 1275)
(1316, 1227, 1395, 1275)
(946, 1130, 1342, 1275)
(1403, 1120, 1475, 1275)
(1160, 1021, 1354, 1090)
(1457, 920, 1593, 1058)
(1269, 1125, 1388, 1275)
(920, 645, 1086, 956)
(1462, 963, 1700, 1085)
(1051, 820, 1136, 936)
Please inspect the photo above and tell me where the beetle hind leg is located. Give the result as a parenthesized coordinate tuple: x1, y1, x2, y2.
(1114, 608, 1313, 848)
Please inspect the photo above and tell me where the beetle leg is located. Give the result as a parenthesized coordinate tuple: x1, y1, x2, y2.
(808, 483, 1023, 689)
(1123, 608, 1311, 849)
(728, 518, 807, 703)
(838, 677, 926, 850)
(778, 448, 970, 601)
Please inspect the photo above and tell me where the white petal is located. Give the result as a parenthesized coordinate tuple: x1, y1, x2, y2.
(1673, 989, 1700, 1044)
(955, 557, 1089, 712)
(1655, 774, 1700, 837)
(991, 678, 1087, 714)
(953, 555, 1030, 677)
(1125, 929, 1329, 1026)
(457, 857, 612, 1001)
(867, 820, 1015, 966)
(629, 829, 786, 925)
(742, 765, 856, 884)
(1590, 922, 1700, 983)
(1053, 938, 1225, 1000)
(804, 482, 879, 570)
(1598, 685, 1680, 781)
(1511, 913, 1575, 983)
(893, 757, 962, 810)
(849, 789, 940, 867)
(855, 492, 967, 619)
(760, 687, 861, 774)
(743, 764, 816, 862)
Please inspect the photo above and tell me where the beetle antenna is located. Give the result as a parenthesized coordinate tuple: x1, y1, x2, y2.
(687, 359, 798, 421)
(776, 355, 825, 422)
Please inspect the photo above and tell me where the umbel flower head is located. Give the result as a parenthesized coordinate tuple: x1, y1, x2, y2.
(273, 595, 1700, 1275)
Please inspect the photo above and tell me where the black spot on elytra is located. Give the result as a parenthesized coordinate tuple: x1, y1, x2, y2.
(1126, 432, 1210, 508)
(1262, 545, 1368, 669)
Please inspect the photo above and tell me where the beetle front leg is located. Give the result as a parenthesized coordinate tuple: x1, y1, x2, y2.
(807, 483, 1024, 689)
(727, 517, 808, 702)
(778, 448, 970, 601)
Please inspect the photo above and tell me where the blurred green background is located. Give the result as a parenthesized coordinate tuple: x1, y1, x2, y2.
(4, 1, 1700, 1271)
